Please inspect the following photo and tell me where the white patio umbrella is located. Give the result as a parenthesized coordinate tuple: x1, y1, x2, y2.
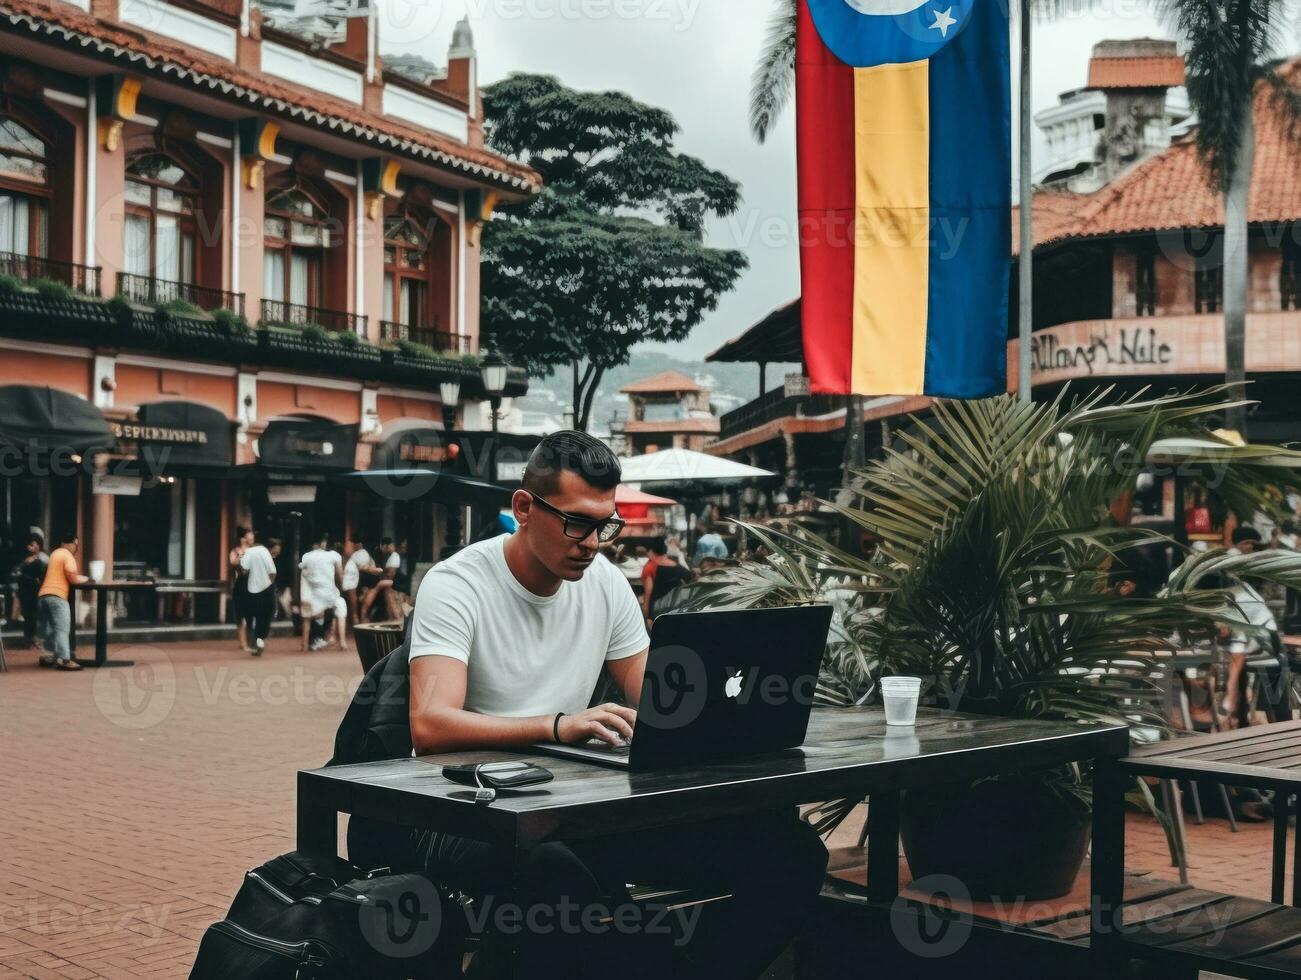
(618, 448, 777, 486)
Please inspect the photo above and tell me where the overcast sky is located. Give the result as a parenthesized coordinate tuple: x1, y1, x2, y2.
(378, 0, 1300, 360)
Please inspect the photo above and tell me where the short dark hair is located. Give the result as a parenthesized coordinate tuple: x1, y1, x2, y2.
(313, 530, 331, 546)
(57, 530, 78, 546)
(649, 536, 668, 556)
(523, 430, 621, 496)
(381, 536, 394, 548)
(1232, 525, 1262, 545)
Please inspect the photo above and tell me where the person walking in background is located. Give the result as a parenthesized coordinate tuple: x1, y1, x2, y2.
(639, 537, 680, 621)
(299, 532, 343, 651)
(15, 531, 48, 647)
(239, 531, 277, 656)
(37, 531, 89, 671)
(229, 527, 253, 652)
(341, 535, 372, 637)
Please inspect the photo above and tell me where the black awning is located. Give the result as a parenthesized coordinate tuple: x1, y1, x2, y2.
(369, 429, 540, 488)
(706, 298, 803, 364)
(257, 420, 359, 473)
(0, 385, 113, 455)
(112, 400, 234, 471)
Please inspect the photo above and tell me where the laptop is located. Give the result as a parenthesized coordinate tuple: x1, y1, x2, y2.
(533, 605, 832, 771)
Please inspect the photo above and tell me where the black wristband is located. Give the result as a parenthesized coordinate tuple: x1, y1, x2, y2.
(553, 712, 565, 744)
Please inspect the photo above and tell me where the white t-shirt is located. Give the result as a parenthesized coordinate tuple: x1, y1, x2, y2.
(300, 549, 342, 614)
(385, 551, 401, 571)
(409, 535, 649, 717)
(343, 548, 372, 591)
(240, 545, 277, 594)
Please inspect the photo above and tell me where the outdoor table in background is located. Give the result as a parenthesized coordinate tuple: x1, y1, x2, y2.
(1089, 720, 1301, 977)
(71, 580, 156, 668)
(153, 579, 227, 623)
(299, 707, 1128, 978)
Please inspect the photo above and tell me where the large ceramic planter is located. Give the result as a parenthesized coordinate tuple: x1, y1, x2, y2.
(899, 773, 1090, 900)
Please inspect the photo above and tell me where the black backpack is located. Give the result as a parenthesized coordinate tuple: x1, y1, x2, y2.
(191, 644, 466, 979)
(189, 850, 462, 979)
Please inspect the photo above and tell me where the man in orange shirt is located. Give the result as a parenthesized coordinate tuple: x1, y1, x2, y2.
(38, 531, 90, 671)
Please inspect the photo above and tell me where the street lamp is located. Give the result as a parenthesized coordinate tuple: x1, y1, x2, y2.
(479, 350, 509, 435)
(438, 379, 461, 432)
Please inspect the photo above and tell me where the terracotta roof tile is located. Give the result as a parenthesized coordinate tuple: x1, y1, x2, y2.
(1, 0, 541, 192)
(620, 370, 705, 393)
(1087, 56, 1186, 90)
(1016, 60, 1301, 254)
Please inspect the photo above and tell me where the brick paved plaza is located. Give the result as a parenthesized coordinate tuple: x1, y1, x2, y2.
(0, 640, 1290, 979)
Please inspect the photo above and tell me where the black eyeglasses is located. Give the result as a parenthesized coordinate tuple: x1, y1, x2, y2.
(529, 493, 626, 543)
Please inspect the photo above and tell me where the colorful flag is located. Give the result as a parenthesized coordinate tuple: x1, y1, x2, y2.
(797, 0, 1011, 397)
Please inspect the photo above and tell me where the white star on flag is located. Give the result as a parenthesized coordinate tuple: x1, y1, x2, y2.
(930, 6, 956, 36)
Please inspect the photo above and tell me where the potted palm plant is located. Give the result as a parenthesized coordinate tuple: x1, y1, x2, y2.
(693, 387, 1301, 899)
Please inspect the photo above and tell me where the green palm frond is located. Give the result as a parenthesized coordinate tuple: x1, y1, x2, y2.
(749, 0, 798, 143)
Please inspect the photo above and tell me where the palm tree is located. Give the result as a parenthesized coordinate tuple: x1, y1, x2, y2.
(752, 0, 1301, 432)
(689, 386, 1301, 834)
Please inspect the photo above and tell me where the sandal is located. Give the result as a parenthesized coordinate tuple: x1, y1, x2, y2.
(38, 654, 56, 668)
(56, 659, 83, 671)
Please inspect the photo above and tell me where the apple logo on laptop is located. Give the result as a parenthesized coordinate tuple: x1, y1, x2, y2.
(725, 670, 745, 699)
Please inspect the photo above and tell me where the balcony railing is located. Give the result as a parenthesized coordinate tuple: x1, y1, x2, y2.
(261, 299, 367, 337)
(717, 387, 841, 442)
(0, 252, 101, 296)
(378, 320, 472, 354)
(117, 272, 245, 315)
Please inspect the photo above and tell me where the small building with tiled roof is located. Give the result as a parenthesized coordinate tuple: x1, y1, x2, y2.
(619, 370, 719, 454)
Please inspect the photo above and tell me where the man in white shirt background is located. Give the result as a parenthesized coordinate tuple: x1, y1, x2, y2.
(238, 531, 277, 656)
(299, 533, 343, 651)
(341, 535, 371, 638)
(404, 431, 826, 978)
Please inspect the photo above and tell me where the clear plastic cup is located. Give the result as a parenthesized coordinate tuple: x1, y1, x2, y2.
(880, 676, 922, 727)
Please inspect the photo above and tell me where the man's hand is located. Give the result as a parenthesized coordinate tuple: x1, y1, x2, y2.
(557, 703, 636, 745)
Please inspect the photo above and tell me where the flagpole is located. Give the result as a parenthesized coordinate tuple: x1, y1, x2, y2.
(1018, 0, 1033, 403)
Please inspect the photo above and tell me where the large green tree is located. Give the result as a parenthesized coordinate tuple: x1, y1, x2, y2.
(480, 74, 747, 431)
(749, 0, 1300, 433)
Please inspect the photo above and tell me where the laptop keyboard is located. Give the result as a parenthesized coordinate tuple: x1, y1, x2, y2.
(580, 739, 631, 756)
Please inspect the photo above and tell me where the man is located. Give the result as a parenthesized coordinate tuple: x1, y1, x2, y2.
(37, 531, 90, 671)
(407, 431, 826, 978)
(341, 535, 372, 635)
(359, 537, 402, 623)
(239, 531, 277, 655)
(640, 536, 689, 621)
(1221, 525, 1278, 726)
(15, 531, 48, 647)
(692, 523, 729, 567)
(299, 532, 342, 651)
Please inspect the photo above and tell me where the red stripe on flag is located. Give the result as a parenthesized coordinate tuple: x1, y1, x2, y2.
(796, 0, 856, 395)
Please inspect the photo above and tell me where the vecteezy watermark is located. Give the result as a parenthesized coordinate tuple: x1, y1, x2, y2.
(357, 876, 444, 959)
(462, 0, 702, 30)
(0, 897, 174, 945)
(92, 647, 177, 730)
(635, 643, 818, 732)
(890, 875, 974, 959)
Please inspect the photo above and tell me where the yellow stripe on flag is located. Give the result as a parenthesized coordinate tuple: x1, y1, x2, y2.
(851, 60, 930, 395)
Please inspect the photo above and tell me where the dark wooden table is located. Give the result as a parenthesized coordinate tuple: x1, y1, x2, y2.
(1092, 721, 1301, 978)
(71, 581, 156, 668)
(299, 707, 1128, 976)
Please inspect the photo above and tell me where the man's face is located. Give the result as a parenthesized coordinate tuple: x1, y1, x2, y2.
(242, 530, 255, 547)
(1239, 540, 1258, 554)
(517, 469, 617, 582)
(26, 540, 39, 556)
